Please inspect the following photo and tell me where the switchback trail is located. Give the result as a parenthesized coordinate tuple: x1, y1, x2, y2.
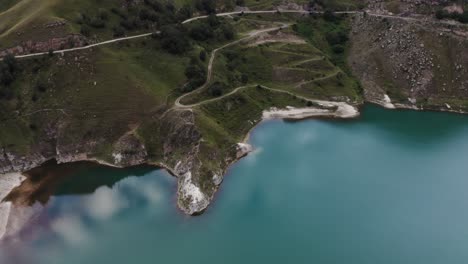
(174, 22, 290, 108)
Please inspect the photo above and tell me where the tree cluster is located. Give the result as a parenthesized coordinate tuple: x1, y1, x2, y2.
(208, 81, 226, 96)
(157, 25, 191, 54)
(195, 0, 217, 14)
(77, 8, 110, 37)
(323, 10, 341, 23)
(195, 0, 246, 15)
(187, 14, 235, 42)
(184, 57, 207, 92)
(326, 29, 348, 54)
(78, 1, 195, 38)
(435, 10, 468, 24)
(0, 55, 19, 100)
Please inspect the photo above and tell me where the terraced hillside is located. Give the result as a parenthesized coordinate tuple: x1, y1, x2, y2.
(181, 33, 360, 105)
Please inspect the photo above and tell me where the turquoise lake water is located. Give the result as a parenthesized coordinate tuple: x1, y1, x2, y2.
(2, 105, 468, 264)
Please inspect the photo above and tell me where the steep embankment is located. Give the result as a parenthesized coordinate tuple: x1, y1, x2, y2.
(349, 13, 468, 112)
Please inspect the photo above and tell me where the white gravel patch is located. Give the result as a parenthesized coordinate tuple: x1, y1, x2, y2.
(382, 94, 396, 109)
(263, 101, 359, 120)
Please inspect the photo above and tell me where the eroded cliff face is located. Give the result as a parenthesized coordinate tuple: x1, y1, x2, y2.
(154, 109, 211, 215)
(152, 109, 243, 215)
(0, 108, 241, 215)
(349, 13, 468, 111)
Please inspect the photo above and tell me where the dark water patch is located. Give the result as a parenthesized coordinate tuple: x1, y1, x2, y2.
(5, 160, 157, 206)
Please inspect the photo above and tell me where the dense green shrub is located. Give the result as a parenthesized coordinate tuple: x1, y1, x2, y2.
(208, 82, 225, 96)
(160, 25, 191, 54)
(184, 58, 207, 91)
(0, 55, 19, 99)
(435, 10, 468, 24)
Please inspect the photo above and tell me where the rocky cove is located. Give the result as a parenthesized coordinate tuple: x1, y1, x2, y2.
(3, 104, 468, 264)
(0, 25, 465, 233)
(0, 99, 359, 223)
(1, 93, 467, 242)
(1, 3, 468, 245)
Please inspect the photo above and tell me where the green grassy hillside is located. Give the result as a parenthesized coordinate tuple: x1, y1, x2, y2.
(1, 36, 189, 157)
(0, 1, 381, 214)
(181, 13, 361, 105)
(0, 8, 363, 159)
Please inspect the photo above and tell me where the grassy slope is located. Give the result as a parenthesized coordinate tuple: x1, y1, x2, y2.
(182, 15, 361, 105)
(0, 0, 194, 49)
(0, 0, 102, 48)
(0, 1, 366, 206)
(0, 0, 57, 42)
(193, 85, 319, 191)
(0, 0, 367, 50)
(0, 0, 20, 12)
(1, 37, 188, 159)
(173, 14, 362, 194)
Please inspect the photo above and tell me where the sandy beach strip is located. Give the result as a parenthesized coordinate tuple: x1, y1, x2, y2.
(262, 102, 359, 120)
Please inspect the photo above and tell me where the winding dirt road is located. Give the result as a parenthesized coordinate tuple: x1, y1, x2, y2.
(174, 22, 290, 108)
(13, 32, 156, 59)
(5, 9, 464, 60)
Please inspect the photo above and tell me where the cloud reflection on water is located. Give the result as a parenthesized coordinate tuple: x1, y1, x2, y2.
(0, 170, 173, 263)
(84, 185, 129, 221)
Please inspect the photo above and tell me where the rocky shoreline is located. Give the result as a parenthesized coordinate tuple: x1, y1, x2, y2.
(369, 93, 468, 115)
(0, 99, 465, 240)
(0, 101, 357, 207)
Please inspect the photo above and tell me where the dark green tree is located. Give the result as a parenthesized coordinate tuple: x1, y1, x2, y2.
(160, 25, 191, 54)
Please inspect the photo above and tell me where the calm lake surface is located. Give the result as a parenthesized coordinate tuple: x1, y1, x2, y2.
(3, 105, 468, 264)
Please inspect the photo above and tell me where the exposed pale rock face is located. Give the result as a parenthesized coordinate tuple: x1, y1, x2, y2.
(349, 12, 468, 112)
(178, 171, 209, 215)
(443, 4, 464, 14)
(112, 153, 123, 164)
(367, 0, 449, 14)
(236, 143, 253, 159)
(0, 173, 26, 240)
(0, 35, 88, 58)
(157, 110, 210, 214)
(4, 152, 48, 173)
(382, 94, 396, 109)
(111, 133, 148, 167)
(0, 149, 13, 174)
(174, 161, 209, 215)
(212, 173, 223, 186)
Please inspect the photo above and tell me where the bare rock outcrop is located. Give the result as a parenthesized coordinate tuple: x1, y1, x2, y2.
(157, 109, 217, 215)
(349, 13, 468, 112)
(112, 133, 148, 167)
(366, 0, 450, 14)
(0, 35, 89, 57)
